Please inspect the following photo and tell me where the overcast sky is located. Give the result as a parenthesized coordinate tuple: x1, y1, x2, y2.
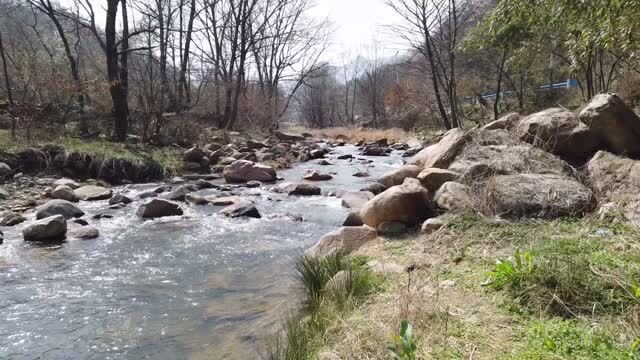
(312, 0, 406, 62)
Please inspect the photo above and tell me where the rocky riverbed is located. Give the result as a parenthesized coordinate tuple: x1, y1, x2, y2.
(0, 144, 406, 359)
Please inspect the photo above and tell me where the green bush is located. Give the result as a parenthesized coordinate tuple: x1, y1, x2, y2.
(514, 319, 639, 359)
(267, 254, 384, 360)
(388, 320, 418, 360)
(489, 243, 640, 317)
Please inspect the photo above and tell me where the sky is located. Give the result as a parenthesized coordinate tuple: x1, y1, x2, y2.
(311, 0, 406, 62)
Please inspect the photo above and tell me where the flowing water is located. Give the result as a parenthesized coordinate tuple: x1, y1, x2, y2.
(0, 145, 403, 360)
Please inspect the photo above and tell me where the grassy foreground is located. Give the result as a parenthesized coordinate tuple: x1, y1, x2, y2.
(277, 215, 640, 359)
(0, 130, 183, 175)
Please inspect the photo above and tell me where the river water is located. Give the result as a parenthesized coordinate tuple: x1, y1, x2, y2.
(0, 145, 404, 360)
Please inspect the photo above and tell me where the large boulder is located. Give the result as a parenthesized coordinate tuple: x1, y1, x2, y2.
(74, 185, 112, 201)
(303, 169, 333, 181)
(36, 199, 84, 220)
(516, 108, 599, 159)
(51, 185, 80, 202)
(275, 182, 321, 196)
(482, 113, 521, 130)
(220, 200, 261, 218)
(137, 199, 184, 218)
(0, 213, 26, 226)
(0, 162, 11, 177)
(52, 178, 80, 189)
(448, 145, 569, 178)
(67, 224, 99, 240)
(378, 165, 422, 188)
(484, 174, 596, 218)
(408, 128, 468, 168)
(417, 168, 459, 192)
(588, 151, 640, 227)
(0, 187, 8, 200)
(275, 131, 305, 142)
(22, 215, 67, 241)
(223, 160, 277, 183)
(359, 178, 432, 228)
(161, 186, 193, 201)
(341, 191, 374, 209)
(434, 182, 475, 213)
(183, 147, 206, 162)
(579, 93, 640, 155)
(305, 226, 377, 257)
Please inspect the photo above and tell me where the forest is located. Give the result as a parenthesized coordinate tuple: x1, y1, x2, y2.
(0, 0, 638, 142)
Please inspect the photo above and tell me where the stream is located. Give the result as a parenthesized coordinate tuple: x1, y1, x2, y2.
(0, 145, 404, 359)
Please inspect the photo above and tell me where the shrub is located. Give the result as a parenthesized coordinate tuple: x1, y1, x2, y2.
(388, 320, 418, 360)
(514, 319, 639, 359)
(489, 242, 640, 317)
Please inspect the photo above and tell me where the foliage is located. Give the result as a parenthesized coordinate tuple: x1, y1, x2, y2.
(513, 319, 640, 359)
(267, 254, 384, 359)
(488, 239, 640, 317)
(388, 320, 418, 360)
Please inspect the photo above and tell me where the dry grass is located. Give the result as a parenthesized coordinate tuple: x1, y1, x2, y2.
(285, 126, 415, 144)
(315, 215, 640, 359)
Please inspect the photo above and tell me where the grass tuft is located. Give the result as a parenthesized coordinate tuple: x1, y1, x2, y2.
(266, 253, 384, 360)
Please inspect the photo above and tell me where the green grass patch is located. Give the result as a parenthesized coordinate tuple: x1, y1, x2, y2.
(267, 253, 385, 360)
(512, 319, 640, 359)
(487, 229, 640, 317)
(0, 129, 183, 175)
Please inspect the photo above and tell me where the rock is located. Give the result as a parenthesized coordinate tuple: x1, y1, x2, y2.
(309, 148, 328, 159)
(579, 93, 640, 155)
(161, 185, 193, 201)
(337, 154, 353, 160)
(220, 200, 261, 218)
(184, 147, 206, 162)
(67, 224, 99, 239)
(341, 191, 374, 209)
(52, 178, 80, 189)
(183, 162, 202, 172)
(376, 221, 407, 236)
(318, 159, 332, 166)
(36, 199, 84, 220)
(482, 113, 521, 130)
(74, 185, 112, 201)
(223, 160, 277, 183)
(0, 213, 26, 226)
(421, 218, 444, 234)
(22, 215, 67, 241)
(434, 182, 474, 213)
(137, 199, 184, 218)
(360, 182, 387, 195)
(73, 219, 89, 226)
(409, 128, 468, 168)
(210, 196, 243, 206)
(485, 174, 596, 218)
(378, 165, 422, 188)
(343, 211, 364, 226)
(275, 131, 305, 142)
(170, 176, 185, 184)
(448, 145, 569, 177)
(0, 162, 11, 177)
(362, 144, 388, 156)
(516, 108, 599, 159)
(0, 229, 2, 244)
(109, 193, 133, 205)
(352, 170, 369, 177)
(305, 226, 377, 257)
(588, 151, 640, 227)
(360, 178, 431, 228)
(276, 182, 321, 196)
(0, 187, 8, 200)
(367, 261, 405, 274)
(51, 185, 80, 202)
(417, 168, 460, 192)
(185, 193, 209, 205)
(302, 169, 333, 181)
(324, 271, 350, 295)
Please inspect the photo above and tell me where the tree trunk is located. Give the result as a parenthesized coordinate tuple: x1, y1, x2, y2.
(494, 49, 508, 120)
(177, 0, 197, 108)
(106, 0, 128, 141)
